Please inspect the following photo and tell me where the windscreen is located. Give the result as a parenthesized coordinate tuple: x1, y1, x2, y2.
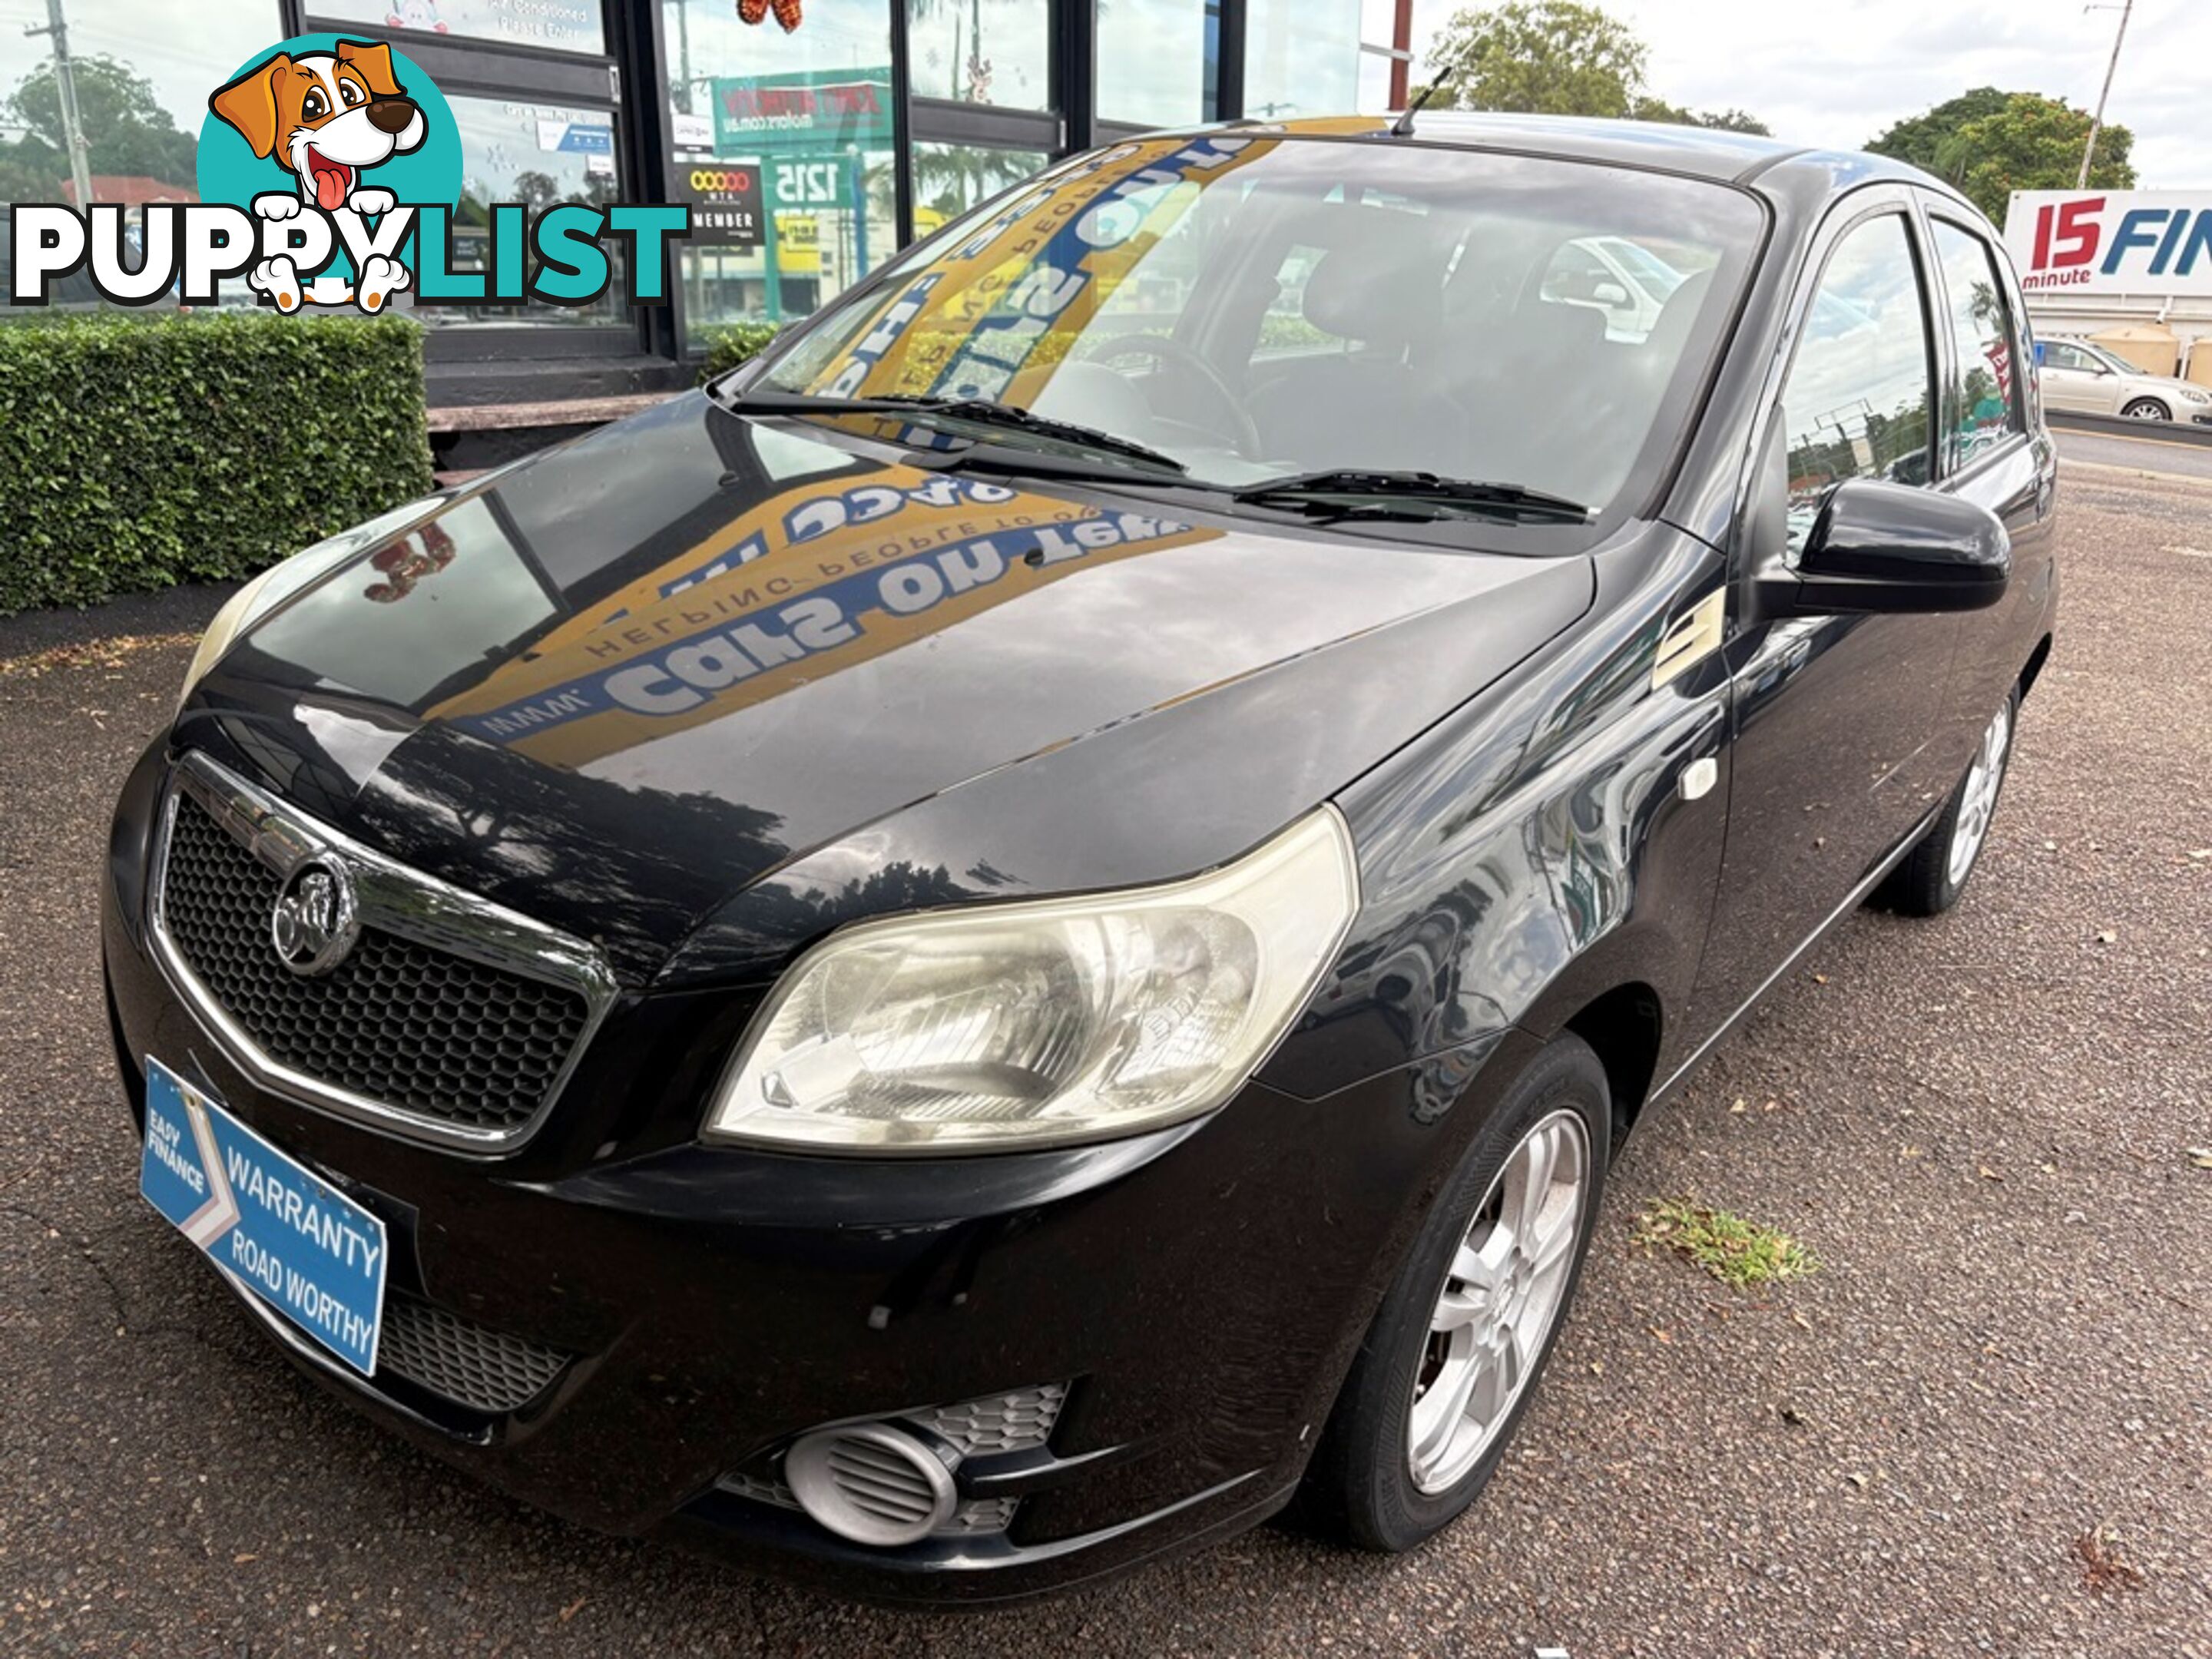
(759, 133, 1766, 519)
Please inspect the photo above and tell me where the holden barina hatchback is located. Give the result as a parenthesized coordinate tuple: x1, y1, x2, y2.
(106, 114, 2057, 1602)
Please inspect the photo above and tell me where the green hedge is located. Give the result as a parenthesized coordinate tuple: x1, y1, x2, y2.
(0, 312, 435, 614)
(699, 319, 785, 383)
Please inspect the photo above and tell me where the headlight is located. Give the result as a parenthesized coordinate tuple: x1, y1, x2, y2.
(2180, 386, 2210, 405)
(707, 807, 1361, 1154)
(176, 496, 444, 714)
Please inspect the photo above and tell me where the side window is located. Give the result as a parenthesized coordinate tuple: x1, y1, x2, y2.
(1778, 214, 1934, 552)
(2045, 342, 2093, 373)
(1931, 220, 2026, 472)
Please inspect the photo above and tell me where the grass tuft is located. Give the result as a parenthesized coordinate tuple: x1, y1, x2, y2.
(1633, 1197, 1818, 1289)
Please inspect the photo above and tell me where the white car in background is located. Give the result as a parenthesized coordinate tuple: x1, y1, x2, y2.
(2038, 337, 2212, 425)
(1539, 235, 1687, 339)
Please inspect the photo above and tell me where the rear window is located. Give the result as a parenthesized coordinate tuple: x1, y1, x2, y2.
(1929, 220, 2025, 472)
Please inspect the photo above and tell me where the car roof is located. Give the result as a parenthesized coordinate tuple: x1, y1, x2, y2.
(1196, 111, 1944, 196)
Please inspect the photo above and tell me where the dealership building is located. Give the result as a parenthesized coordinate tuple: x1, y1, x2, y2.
(1, 0, 1399, 418)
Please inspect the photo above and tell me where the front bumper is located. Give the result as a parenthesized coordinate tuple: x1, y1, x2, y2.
(102, 741, 1499, 1604)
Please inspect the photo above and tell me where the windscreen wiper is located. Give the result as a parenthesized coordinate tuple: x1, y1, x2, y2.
(721, 386, 1189, 475)
(1230, 469, 1590, 523)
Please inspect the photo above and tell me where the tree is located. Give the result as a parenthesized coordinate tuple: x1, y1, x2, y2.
(1893, 92, 2134, 222)
(1869, 88, 2135, 220)
(1422, 1, 1650, 117)
(513, 170, 563, 212)
(0, 134, 65, 200)
(1688, 108, 1770, 135)
(1630, 96, 1770, 135)
(5, 53, 197, 191)
(1866, 88, 2012, 171)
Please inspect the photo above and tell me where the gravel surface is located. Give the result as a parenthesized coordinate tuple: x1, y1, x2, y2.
(2, 459, 2206, 1657)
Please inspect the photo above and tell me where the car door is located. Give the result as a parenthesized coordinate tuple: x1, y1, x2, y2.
(1688, 191, 1962, 1033)
(2038, 341, 2114, 413)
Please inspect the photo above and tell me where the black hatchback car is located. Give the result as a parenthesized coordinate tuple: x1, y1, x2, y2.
(104, 113, 2056, 1602)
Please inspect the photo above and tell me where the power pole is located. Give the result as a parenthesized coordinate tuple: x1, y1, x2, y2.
(1389, 0, 1414, 109)
(25, 0, 96, 213)
(2078, 0, 2134, 190)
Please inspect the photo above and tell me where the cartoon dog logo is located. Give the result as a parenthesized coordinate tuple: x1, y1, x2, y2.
(208, 39, 425, 314)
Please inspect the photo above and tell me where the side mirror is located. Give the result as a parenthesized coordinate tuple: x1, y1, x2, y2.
(1761, 478, 2010, 617)
(1592, 280, 1631, 308)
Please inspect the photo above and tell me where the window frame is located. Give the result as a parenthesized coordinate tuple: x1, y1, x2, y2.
(1919, 206, 2031, 485)
(300, 0, 613, 62)
(288, 1, 647, 357)
(1760, 192, 1942, 553)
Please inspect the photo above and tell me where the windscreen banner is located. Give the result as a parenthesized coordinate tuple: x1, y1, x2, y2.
(809, 133, 1281, 406)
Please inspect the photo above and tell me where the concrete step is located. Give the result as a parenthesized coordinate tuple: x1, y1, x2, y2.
(426, 392, 680, 434)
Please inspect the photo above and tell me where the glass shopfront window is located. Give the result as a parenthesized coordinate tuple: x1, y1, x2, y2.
(1247, 0, 1359, 121)
(906, 0, 1049, 110)
(662, 0, 897, 349)
(0, 0, 278, 311)
(1098, 0, 1216, 128)
(310, 0, 607, 55)
(425, 96, 627, 326)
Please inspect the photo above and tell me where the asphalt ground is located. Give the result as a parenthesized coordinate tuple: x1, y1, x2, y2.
(2053, 423, 2212, 484)
(2, 443, 2206, 1657)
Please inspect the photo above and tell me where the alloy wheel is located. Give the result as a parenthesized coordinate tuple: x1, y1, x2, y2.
(1946, 700, 2012, 887)
(1406, 1108, 1590, 1495)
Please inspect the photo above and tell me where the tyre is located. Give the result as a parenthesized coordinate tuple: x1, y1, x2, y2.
(1876, 687, 2018, 916)
(2121, 397, 2171, 422)
(1298, 1035, 1609, 1553)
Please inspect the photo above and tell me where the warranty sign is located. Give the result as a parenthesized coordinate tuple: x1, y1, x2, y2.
(139, 1058, 387, 1376)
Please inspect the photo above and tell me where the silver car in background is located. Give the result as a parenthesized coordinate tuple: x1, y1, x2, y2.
(2038, 337, 2212, 424)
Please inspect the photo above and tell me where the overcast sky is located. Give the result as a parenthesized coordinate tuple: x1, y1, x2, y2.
(1407, 0, 2206, 188)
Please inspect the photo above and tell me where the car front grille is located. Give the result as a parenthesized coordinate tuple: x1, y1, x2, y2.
(919, 1384, 1067, 1456)
(157, 790, 593, 1139)
(375, 1290, 569, 1414)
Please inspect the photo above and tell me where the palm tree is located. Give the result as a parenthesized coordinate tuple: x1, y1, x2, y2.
(913, 143, 1038, 219)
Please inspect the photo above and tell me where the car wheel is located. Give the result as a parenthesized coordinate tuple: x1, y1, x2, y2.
(2121, 397, 2171, 422)
(1296, 1035, 1608, 1553)
(1877, 688, 2018, 916)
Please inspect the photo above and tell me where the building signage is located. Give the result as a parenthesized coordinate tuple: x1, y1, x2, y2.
(672, 162, 766, 248)
(2005, 190, 2212, 298)
(537, 119, 614, 156)
(710, 68, 894, 154)
(777, 212, 821, 273)
(671, 111, 717, 152)
(770, 157, 849, 210)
